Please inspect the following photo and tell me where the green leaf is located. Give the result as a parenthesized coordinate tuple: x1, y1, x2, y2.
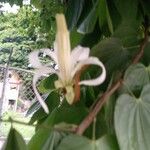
(140, 0, 150, 18)
(28, 103, 88, 149)
(28, 128, 50, 150)
(28, 130, 66, 150)
(121, 63, 149, 94)
(26, 94, 49, 117)
(97, 134, 119, 150)
(80, 23, 101, 48)
(106, 1, 121, 31)
(143, 42, 150, 65)
(44, 103, 88, 126)
(56, 134, 119, 150)
(81, 73, 96, 106)
(42, 131, 66, 150)
(77, 0, 99, 34)
(29, 91, 60, 124)
(56, 134, 91, 150)
(38, 74, 58, 93)
(114, 0, 138, 20)
(104, 94, 116, 134)
(95, 111, 108, 139)
(113, 21, 140, 47)
(115, 84, 150, 150)
(91, 38, 130, 76)
(70, 29, 83, 48)
(65, 0, 85, 30)
(2, 128, 27, 150)
(98, 0, 107, 28)
(98, 0, 113, 34)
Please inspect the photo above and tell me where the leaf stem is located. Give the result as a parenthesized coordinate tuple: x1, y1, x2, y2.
(76, 79, 122, 135)
(0, 118, 76, 133)
(92, 117, 96, 141)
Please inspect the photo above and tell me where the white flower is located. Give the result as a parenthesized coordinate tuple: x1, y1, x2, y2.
(29, 14, 106, 114)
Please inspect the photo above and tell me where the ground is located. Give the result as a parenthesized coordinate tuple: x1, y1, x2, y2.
(0, 111, 35, 149)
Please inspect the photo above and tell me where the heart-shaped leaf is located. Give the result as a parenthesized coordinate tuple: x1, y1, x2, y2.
(92, 38, 130, 76)
(113, 21, 140, 47)
(115, 84, 150, 150)
(121, 63, 149, 94)
(56, 134, 119, 150)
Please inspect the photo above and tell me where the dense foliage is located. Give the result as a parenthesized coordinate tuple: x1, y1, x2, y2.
(0, 4, 58, 68)
(0, 6, 38, 68)
(1, 0, 150, 150)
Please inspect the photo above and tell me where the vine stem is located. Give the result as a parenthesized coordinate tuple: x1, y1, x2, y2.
(76, 79, 122, 135)
(76, 26, 149, 135)
(132, 28, 149, 64)
(92, 117, 96, 141)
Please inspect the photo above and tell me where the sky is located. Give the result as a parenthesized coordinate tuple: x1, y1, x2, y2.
(0, 0, 30, 14)
(0, 3, 20, 13)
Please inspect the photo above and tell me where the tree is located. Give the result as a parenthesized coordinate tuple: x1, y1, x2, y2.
(0, 4, 57, 69)
(0, 6, 36, 69)
(1, 0, 150, 150)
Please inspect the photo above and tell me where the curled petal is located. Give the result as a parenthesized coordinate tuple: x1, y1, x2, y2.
(33, 67, 58, 114)
(72, 57, 106, 86)
(29, 49, 57, 69)
(71, 46, 90, 68)
(41, 48, 58, 64)
(29, 51, 42, 68)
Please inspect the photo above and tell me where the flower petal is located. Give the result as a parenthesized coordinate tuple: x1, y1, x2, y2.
(29, 49, 57, 69)
(55, 14, 72, 82)
(41, 48, 58, 64)
(29, 51, 42, 68)
(71, 45, 90, 67)
(33, 67, 58, 114)
(53, 41, 58, 56)
(65, 85, 75, 105)
(72, 57, 106, 86)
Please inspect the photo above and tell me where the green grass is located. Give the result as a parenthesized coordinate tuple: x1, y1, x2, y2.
(0, 111, 35, 139)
